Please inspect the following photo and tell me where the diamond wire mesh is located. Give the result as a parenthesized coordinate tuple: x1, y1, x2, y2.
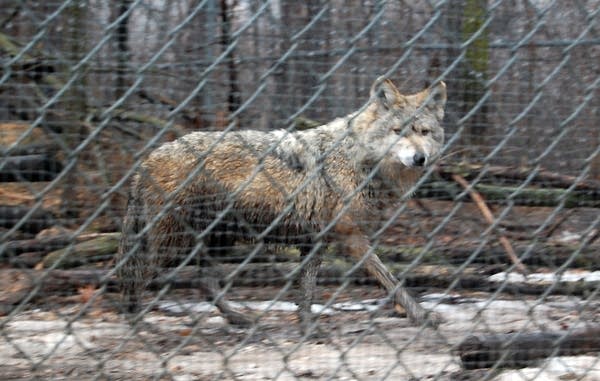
(1, 0, 600, 380)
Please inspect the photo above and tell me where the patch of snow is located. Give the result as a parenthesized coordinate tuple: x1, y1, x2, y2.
(158, 301, 218, 314)
(488, 272, 527, 283)
(241, 300, 298, 312)
(493, 356, 600, 381)
(158, 299, 386, 315)
(6, 319, 68, 332)
(309, 304, 336, 315)
(488, 270, 600, 284)
(555, 230, 582, 243)
(421, 292, 481, 304)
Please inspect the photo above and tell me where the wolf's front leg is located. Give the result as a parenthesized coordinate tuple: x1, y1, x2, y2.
(363, 251, 443, 326)
(337, 222, 443, 327)
(296, 245, 322, 334)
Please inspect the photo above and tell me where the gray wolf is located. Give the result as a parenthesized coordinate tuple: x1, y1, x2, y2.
(116, 77, 447, 330)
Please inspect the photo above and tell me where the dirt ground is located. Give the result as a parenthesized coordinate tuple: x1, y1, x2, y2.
(1, 197, 599, 381)
(1, 283, 599, 381)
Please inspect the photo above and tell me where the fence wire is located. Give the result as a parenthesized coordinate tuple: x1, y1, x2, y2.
(1, 0, 600, 380)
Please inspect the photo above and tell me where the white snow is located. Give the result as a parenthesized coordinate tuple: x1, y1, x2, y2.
(158, 299, 384, 315)
(488, 270, 600, 284)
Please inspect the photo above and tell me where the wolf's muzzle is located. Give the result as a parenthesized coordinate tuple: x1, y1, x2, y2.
(413, 152, 426, 167)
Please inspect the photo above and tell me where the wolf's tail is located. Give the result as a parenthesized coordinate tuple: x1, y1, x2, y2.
(116, 185, 148, 313)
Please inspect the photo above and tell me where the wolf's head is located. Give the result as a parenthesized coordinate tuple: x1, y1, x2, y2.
(354, 77, 446, 169)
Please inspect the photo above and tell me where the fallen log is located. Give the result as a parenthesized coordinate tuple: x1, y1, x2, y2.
(0, 154, 63, 182)
(0, 269, 37, 314)
(0, 205, 54, 234)
(416, 181, 600, 208)
(40, 233, 120, 268)
(0, 268, 110, 314)
(5, 229, 597, 273)
(2, 236, 72, 259)
(381, 244, 599, 270)
(458, 326, 600, 369)
(1, 262, 598, 309)
(0, 122, 47, 147)
(2, 232, 121, 258)
(0, 264, 470, 311)
(1, 142, 61, 156)
(476, 183, 600, 208)
(413, 162, 600, 207)
(0, 32, 63, 90)
(9, 251, 46, 268)
(437, 163, 600, 191)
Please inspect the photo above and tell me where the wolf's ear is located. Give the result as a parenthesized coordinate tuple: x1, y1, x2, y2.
(422, 81, 447, 120)
(370, 76, 404, 110)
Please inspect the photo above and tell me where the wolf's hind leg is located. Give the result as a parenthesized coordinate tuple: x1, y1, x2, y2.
(296, 245, 322, 333)
(199, 275, 255, 327)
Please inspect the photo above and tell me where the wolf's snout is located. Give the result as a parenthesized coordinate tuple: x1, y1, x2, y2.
(413, 152, 426, 167)
(396, 145, 428, 168)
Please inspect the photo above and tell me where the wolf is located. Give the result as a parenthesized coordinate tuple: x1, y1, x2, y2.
(116, 77, 447, 330)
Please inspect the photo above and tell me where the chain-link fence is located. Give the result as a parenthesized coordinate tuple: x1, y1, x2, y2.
(1, 1, 600, 380)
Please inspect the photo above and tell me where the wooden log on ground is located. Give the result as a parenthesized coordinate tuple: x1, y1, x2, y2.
(0, 122, 47, 147)
(9, 251, 46, 267)
(142, 262, 600, 297)
(2, 261, 598, 309)
(380, 244, 600, 271)
(40, 233, 120, 268)
(0, 269, 36, 314)
(0, 33, 64, 90)
(416, 181, 600, 208)
(0, 154, 63, 182)
(6, 232, 597, 271)
(2, 142, 62, 156)
(0, 264, 461, 310)
(0, 268, 111, 314)
(91, 107, 187, 139)
(2, 236, 71, 259)
(2, 232, 121, 257)
(1, 232, 122, 266)
(0, 205, 54, 234)
(437, 163, 600, 191)
(458, 326, 600, 369)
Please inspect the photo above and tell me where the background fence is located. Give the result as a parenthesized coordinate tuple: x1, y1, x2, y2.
(1, 0, 600, 380)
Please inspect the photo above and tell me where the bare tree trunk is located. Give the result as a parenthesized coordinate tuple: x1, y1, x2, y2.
(460, 0, 489, 157)
(442, 0, 466, 145)
(444, 0, 489, 159)
(273, 1, 296, 125)
(60, 0, 89, 221)
(592, 94, 600, 180)
(220, 0, 241, 117)
(296, 1, 329, 121)
(459, 327, 600, 369)
(113, 0, 132, 99)
(521, 0, 536, 166)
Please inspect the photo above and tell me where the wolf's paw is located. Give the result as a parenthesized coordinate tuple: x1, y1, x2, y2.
(224, 309, 258, 328)
(409, 309, 445, 328)
(425, 311, 445, 327)
(299, 324, 331, 342)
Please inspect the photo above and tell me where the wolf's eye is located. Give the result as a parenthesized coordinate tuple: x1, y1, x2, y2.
(421, 129, 430, 136)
